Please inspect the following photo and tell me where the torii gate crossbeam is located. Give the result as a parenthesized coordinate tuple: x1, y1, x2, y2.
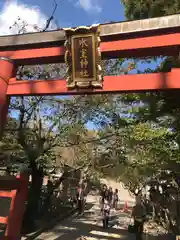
(0, 14, 180, 97)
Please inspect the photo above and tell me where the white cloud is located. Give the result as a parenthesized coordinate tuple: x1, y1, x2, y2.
(76, 0, 102, 13)
(0, 0, 55, 35)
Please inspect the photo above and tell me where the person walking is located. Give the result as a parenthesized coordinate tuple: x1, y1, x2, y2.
(102, 198, 111, 228)
(76, 184, 85, 215)
(108, 187, 113, 206)
(101, 185, 108, 201)
(132, 195, 146, 240)
(100, 184, 108, 207)
(113, 189, 119, 210)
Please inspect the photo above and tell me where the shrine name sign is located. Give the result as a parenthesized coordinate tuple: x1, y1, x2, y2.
(64, 25, 103, 89)
(72, 35, 94, 79)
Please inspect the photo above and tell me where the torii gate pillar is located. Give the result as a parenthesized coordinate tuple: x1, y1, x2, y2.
(0, 57, 14, 138)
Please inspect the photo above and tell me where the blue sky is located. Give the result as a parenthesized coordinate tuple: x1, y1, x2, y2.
(0, 0, 125, 31)
(22, 0, 125, 27)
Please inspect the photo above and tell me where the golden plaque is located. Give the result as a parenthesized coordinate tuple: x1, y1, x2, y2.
(64, 25, 103, 89)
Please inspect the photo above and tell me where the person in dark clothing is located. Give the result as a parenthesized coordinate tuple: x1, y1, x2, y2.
(47, 179, 53, 193)
(104, 189, 109, 201)
(132, 195, 146, 240)
(102, 198, 110, 228)
(108, 187, 113, 205)
(113, 189, 119, 210)
(100, 184, 108, 203)
(76, 185, 85, 214)
(149, 185, 160, 221)
(100, 185, 109, 212)
(45, 179, 53, 210)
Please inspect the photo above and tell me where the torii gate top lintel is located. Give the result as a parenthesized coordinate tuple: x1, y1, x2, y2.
(0, 14, 180, 49)
(0, 14, 180, 97)
(0, 14, 180, 96)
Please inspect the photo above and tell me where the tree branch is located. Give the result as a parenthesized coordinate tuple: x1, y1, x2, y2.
(43, 0, 57, 31)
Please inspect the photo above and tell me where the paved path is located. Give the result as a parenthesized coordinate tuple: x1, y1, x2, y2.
(34, 190, 166, 240)
(34, 194, 137, 240)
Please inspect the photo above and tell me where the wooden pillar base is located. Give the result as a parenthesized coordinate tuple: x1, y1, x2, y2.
(5, 173, 29, 239)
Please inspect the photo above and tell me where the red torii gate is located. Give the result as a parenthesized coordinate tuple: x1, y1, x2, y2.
(0, 173, 28, 240)
(0, 13, 180, 239)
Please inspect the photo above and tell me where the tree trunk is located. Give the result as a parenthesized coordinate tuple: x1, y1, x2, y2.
(175, 195, 180, 234)
(23, 164, 43, 233)
(43, 166, 84, 212)
(43, 170, 68, 212)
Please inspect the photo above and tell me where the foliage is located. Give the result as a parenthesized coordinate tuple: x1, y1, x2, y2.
(121, 0, 180, 20)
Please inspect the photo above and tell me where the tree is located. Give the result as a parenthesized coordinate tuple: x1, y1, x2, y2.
(121, 0, 180, 20)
